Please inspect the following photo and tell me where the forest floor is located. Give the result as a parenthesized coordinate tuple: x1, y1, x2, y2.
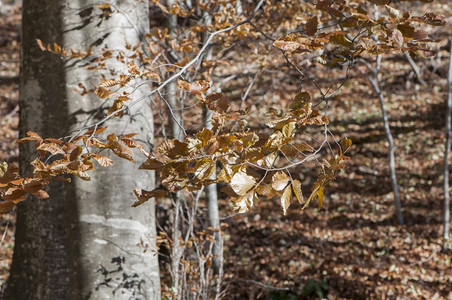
(1, 2, 452, 300)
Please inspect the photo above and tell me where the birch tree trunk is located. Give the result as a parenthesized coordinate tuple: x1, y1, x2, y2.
(5, 1, 160, 299)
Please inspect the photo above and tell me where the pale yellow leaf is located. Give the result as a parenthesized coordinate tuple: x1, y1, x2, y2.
(272, 171, 290, 191)
(233, 190, 256, 213)
(281, 185, 292, 215)
(282, 122, 296, 138)
(231, 171, 256, 196)
(292, 179, 304, 204)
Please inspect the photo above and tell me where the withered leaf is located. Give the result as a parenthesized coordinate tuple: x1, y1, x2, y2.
(92, 154, 114, 167)
(36, 39, 47, 51)
(139, 157, 164, 170)
(281, 185, 292, 215)
(84, 127, 107, 136)
(282, 122, 296, 138)
(231, 171, 256, 196)
(305, 16, 318, 36)
(366, 0, 388, 5)
(340, 138, 352, 154)
(99, 79, 120, 88)
(0, 201, 16, 214)
(292, 179, 304, 204)
(37, 142, 65, 155)
(392, 29, 404, 47)
(132, 188, 167, 207)
(32, 190, 50, 199)
(191, 80, 210, 95)
(193, 159, 215, 181)
(232, 190, 256, 213)
(272, 171, 290, 191)
(95, 87, 115, 99)
(108, 100, 124, 116)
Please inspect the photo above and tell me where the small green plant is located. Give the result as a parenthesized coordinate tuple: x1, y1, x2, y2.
(266, 290, 297, 300)
(301, 279, 328, 299)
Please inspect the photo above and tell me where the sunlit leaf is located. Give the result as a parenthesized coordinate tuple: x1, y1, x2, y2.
(231, 171, 256, 196)
(281, 185, 292, 215)
(36, 39, 47, 51)
(37, 142, 65, 155)
(232, 190, 256, 213)
(392, 29, 404, 47)
(317, 187, 324, 209)
(99, 79, 120, 88)
(340, 138, 352, 154)
(385, 5, 401, 19)
(190, 80, 210, 94)
(108, 100, 124, 116)
(120, 137, 143, 149)
(95, 87, 115, 99)
(193, 159, 215, 181)
(96, 3, 111, 9)
(91, 154, 114, 167)
(282, 121, 296, 138)
(292, 179, 304, 205)
(272, 171, 290, 191)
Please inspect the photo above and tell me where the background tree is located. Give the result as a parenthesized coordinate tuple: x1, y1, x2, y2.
(4, 1, 160, 299)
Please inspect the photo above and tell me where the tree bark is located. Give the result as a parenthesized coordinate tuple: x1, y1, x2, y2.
(368, 54, 404, 225)
(443, 39, 452, 251)
(5, 1, 160, 299)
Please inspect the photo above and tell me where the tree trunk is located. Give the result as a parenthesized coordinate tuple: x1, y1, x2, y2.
(5, 1, 160, 299)
(367, 54, 404, 225)
(443, 39, 452, 251)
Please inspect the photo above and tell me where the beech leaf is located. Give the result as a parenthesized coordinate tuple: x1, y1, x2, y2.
(233, 190, 256, 213)
(340, 138, 352, 154)
(305, 16, 318, 36)
(132, 188, 168, 207)
(292, 179, 304, 204)
(194, 159, 215, 181)
(92, 154, 114, 167)
(0, 201, 16, 213)
(281, 185, 292, 215)
(392, 29, 404, 47)
(282, 122, 296, 138)
(272, 171, 290, 191)
(231, 171, 256, 196)
(37, 142, 65, 155)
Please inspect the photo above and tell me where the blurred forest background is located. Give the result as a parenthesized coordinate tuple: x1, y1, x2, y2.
(1, 0, 452, 298)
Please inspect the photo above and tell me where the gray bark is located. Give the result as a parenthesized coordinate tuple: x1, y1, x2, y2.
(5, 1, 160, 299)
(166, 0, 183, 140)
(368, 55, 404, 225)
(202, 10, 221, 275)
(443, 39, 452, 251)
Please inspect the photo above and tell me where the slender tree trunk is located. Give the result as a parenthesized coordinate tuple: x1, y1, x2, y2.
(166, 0, 183, 140)
(6, 1, 160, 299)
(443, 39, 452, 251)
(368, 55, 404, 225)
(202, 9, 222, 275)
